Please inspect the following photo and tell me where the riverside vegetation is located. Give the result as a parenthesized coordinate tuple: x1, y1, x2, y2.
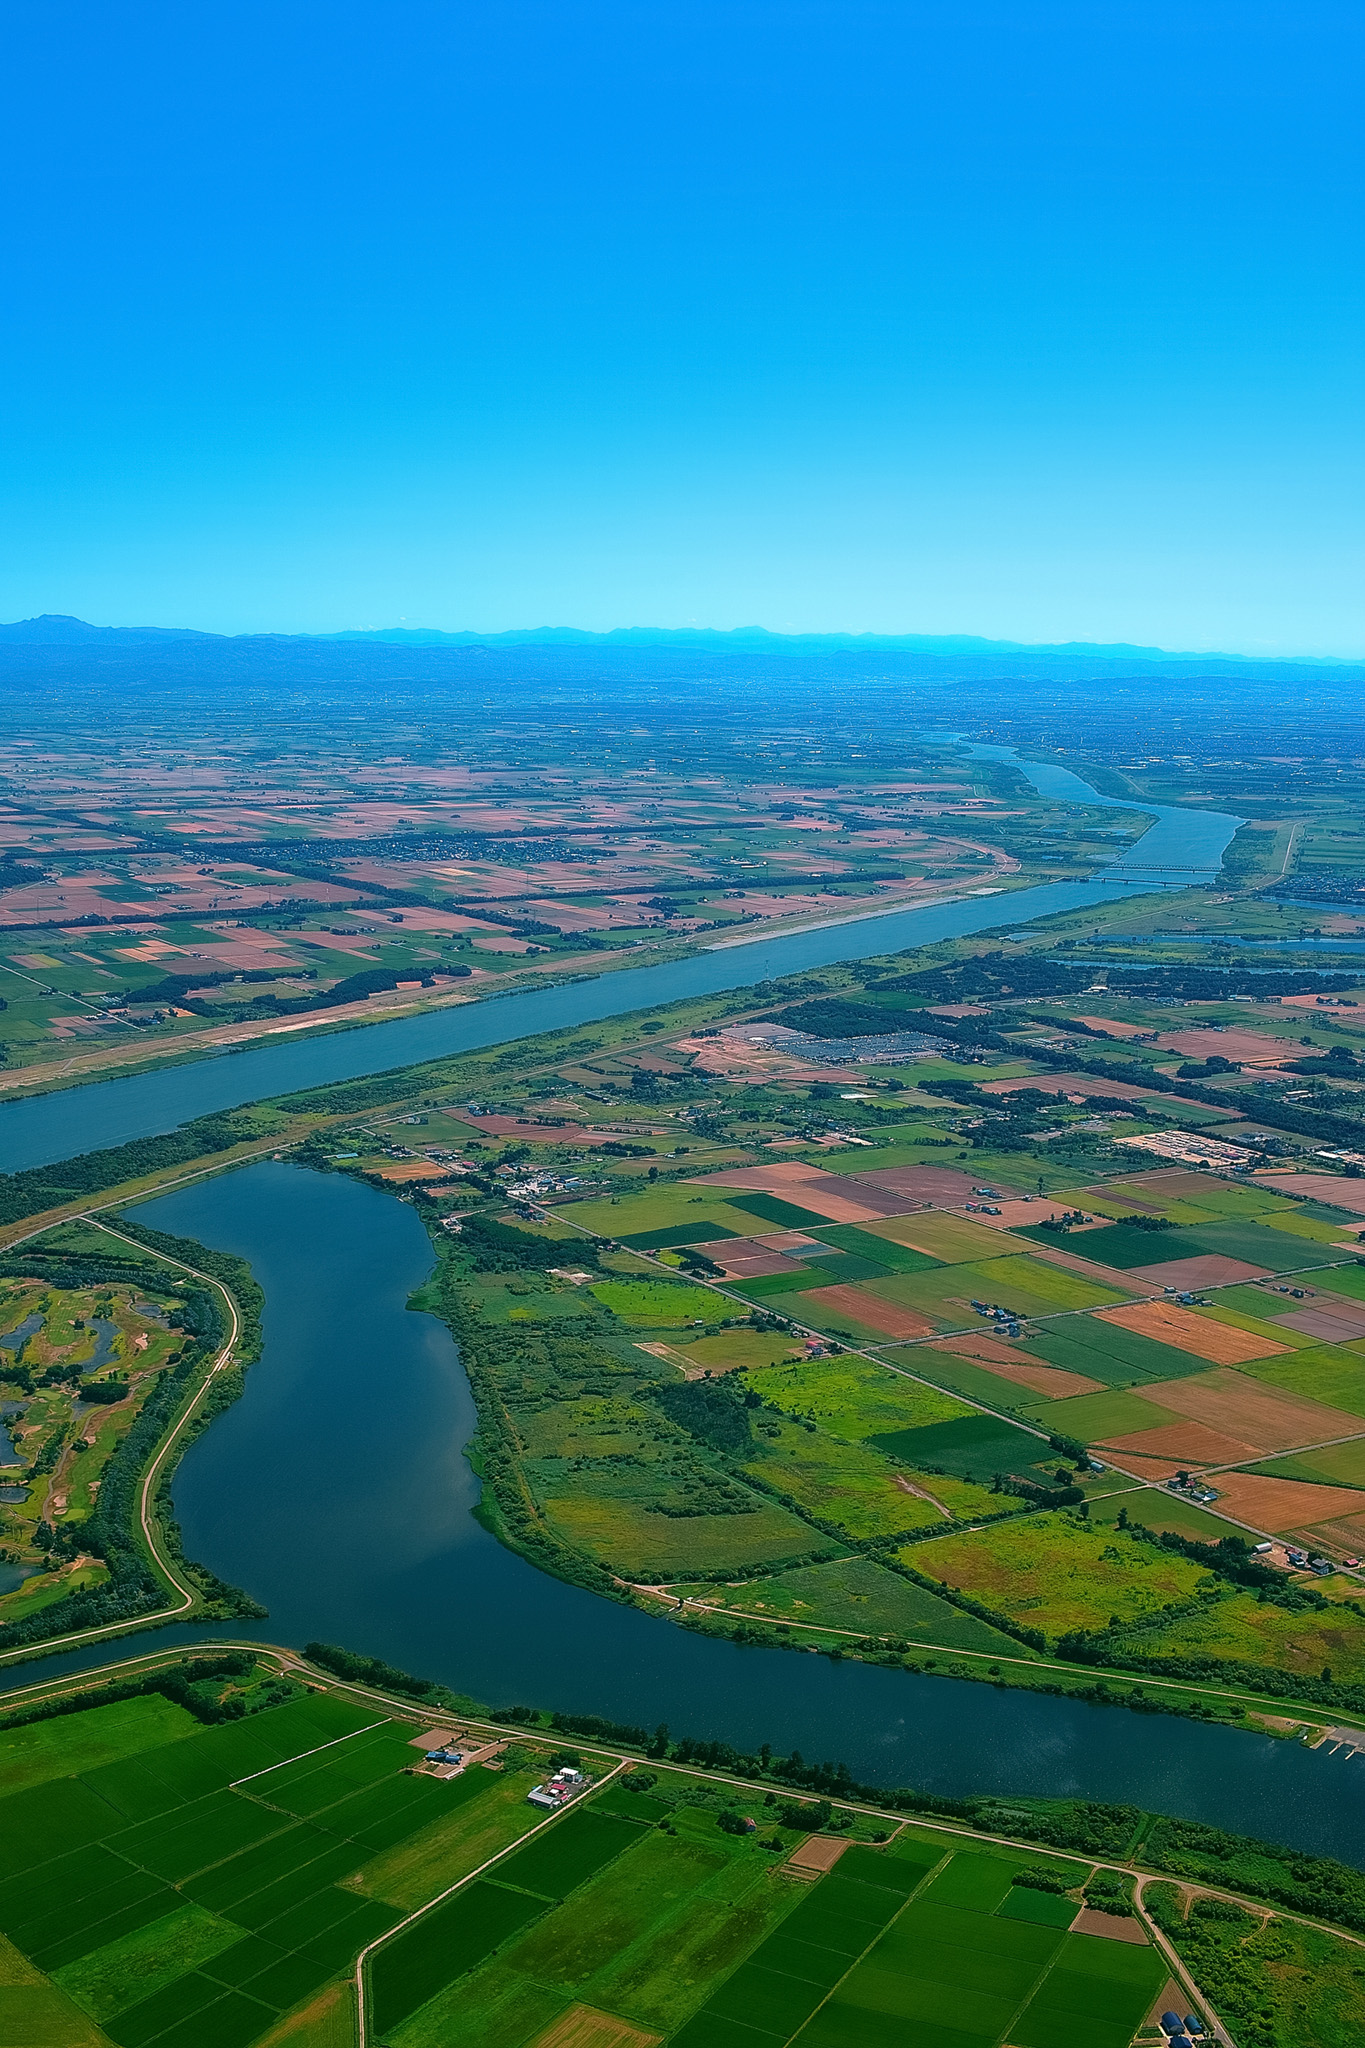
(0, 1218, 264, 1652)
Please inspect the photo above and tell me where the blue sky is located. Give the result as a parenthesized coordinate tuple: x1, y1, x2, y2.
(2, 2, 1360, 651)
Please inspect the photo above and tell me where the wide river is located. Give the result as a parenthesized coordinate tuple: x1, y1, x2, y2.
(0, 751, 1239, 1174)
(16, 755, 1357, 1859)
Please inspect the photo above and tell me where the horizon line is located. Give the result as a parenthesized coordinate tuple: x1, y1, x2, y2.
(1, 612, 1361, 666)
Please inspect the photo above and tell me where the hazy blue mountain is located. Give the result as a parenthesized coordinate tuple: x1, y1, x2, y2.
(0, 614, 1356, 668)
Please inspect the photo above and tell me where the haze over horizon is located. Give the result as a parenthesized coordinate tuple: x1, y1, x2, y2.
(2, 2, 1360, 657)
(3, 612, 1363, 667)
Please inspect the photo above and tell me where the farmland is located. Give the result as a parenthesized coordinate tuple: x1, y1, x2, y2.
(13, 1646, 1365, 2048)
(11, 740, 1365, 1717)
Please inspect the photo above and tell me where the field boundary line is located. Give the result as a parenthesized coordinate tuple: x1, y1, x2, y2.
(230, 1719, 389, 1787)
(351, 1753, 629, 2048)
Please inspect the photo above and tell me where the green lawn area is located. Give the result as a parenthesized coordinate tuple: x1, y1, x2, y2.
(908, 1513, 1208, 1639)
(590, 1278, 713, 1325)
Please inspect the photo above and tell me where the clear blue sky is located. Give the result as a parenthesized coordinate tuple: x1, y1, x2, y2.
(2, 2, 1360, 651)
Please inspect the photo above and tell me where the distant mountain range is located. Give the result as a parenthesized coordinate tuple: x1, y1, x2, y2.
(0, 613, 1355, 667)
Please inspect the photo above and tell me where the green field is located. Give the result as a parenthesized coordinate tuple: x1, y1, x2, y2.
(741, 1353, 970, 1441)
(1032, 1386, 1182, 1443)
(666, 1837, 1166, 2048)
(672, 1556, 1028, 1649)
(856, 1254, 1128, 1327)
(1023, 1319, 1214, 1386)
(544, 1490, 824, 1576)
(1253, 1439, 1365, 1486)
(862, 1213, 1012, 1264)
(869, 1411, 1052, 1482)
(1237, 1341, 1365, 1416)
(0, 1690, 530, 2048)
(909, 1513, 1209, 1640)
(590, 1279, 713, 1325)
(0, 1694, 199, 1797)
(807, 1225, 943, 1273)
(1112, 1584, 1365, 1683)
(744, 1419, 965, 1539)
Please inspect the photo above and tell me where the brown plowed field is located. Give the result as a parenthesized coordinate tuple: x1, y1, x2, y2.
(1127, 1254, 1271, 1289)
(1140, 1365, 1362, 1451)
(1101, 1421, 1259, 1466)
(939, 1335, 1102, 1398)
(1276, 1301, 1365, 1342)
(1096, 1302, 1290, 1364)
(1255, 1174, 1365, 1214)
(687, 1163, 840, 1188)
(1294, 1512, 1365, 1550)
(693, 1238, 806, 1276)
(799, 1286, 936, 1339)
(685, 1164, 910, 1223)
(531, 2008, 662, 2048)
(786, 1836, 850, 1873)
(1211, 1472, 1365, 1531)
(1156, 1027, 1292, 1064)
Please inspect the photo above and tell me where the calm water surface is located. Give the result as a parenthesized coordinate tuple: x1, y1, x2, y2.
(9, 1158, 1350, 1866)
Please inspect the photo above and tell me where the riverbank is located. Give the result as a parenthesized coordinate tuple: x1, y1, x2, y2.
(8, 1159, 1345, 1861)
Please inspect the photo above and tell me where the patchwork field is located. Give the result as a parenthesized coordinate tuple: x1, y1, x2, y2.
(0, 1686, 502, 2048)
(1094, 1299, 1292, 1365)
(907, 1515, 1210, 1640)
